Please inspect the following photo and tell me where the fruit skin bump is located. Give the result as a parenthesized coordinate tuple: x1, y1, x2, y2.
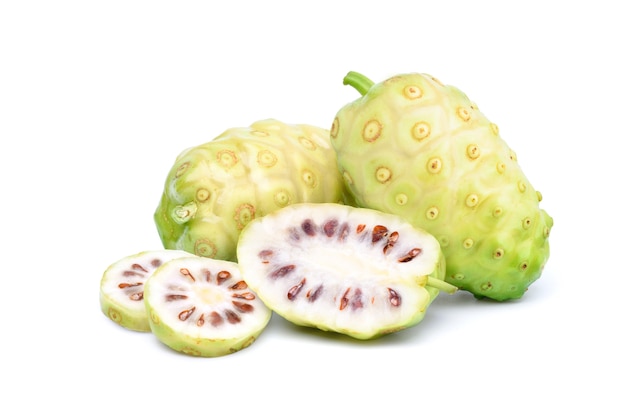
(154, 119, 346, 262)
(330, 71, 553, 301)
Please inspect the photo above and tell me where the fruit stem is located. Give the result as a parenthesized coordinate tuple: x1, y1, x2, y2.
(427, 277, 458, 294)
(343, 71, 374, 96)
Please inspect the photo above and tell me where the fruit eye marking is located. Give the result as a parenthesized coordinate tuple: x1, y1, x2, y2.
(403, 85, 423, 100)
(493, 248, 504, 259)
(398, 248, 422, 263)
(175, 162, 190, 178)
(330, 118, 339, 138)
(457, 106, 471, 121)
(234, 203, 256, 230)
(301, 169, 318, 188)
(216, 150, 238, 168)
(427, 157, 442, 174)
(412, 121, 431, 141)
(490, 122, 500, 136)
(298, 136, 317, 150)
(517, 181, 527, 193)
(257, 150, 278, 167)
(362, 119, 383, 142)
(194, 239, 217, 259)
(466, 144, 480, 159)
(522, 217, 532, 229)
(465, 194, 479, 208)
(375, 166, 392, 183)
(426, 207, 439, 220)
(196, 188, 211, 202)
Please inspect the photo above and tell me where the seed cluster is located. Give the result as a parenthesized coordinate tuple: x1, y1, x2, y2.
(118, 260, 162, 302)
(256, 218, 427, 311)
(164, 267, 258, 328)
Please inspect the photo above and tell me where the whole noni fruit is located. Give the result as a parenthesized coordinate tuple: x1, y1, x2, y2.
(330, 71, 553, 301)
(154, 119, 346, 262)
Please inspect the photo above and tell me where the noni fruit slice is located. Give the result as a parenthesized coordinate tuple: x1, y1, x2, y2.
(144, 256, 271, 357)
(330, 71, 553, 301)
(99, 249, 194, 331)
(236, 202, 456, 340)
(154, 119, 347, 262)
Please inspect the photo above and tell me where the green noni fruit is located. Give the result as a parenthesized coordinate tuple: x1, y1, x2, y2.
(330, 71, 553, 301)
(154, 119, 346, 262)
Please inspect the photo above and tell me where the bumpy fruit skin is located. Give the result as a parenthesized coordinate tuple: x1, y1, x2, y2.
(331, 72, 553, 301)
(154, 119, 346, 262)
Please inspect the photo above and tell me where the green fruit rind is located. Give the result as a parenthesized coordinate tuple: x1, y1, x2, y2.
(331, 72, 553, 301)
(144, 256, 271, 357)
(99, 249, 194, 332)
(236, 202, 454, 340)
(154, 119, 347, 262)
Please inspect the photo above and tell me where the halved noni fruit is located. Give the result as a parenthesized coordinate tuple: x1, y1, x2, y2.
(236, 203, 456, 340)
(144, 256, 272, 357)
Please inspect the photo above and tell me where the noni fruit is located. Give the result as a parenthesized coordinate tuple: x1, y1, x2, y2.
(154, 119, 346, 262)
(330, 71, 553, 301)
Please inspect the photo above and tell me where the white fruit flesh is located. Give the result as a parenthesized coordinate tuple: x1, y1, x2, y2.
(144, 256, 271, 357)
(99, 249, 194, 331)
(237, 203, 446, 339)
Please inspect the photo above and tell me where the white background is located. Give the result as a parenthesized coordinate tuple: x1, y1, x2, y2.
(2, 1, 624, 402)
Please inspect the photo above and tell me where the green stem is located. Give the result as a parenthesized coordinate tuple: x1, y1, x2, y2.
(343, 71, 375, 96)
(426, 277, 458, 294)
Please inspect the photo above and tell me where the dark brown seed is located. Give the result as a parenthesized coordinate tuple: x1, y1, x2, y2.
(197, 313, 205, 327)
(270, 264, 296, 279)
(202, 269, 211, 282)
(388, 288, 401, 307)
(306, 285, 323, 302)
(372, 225, 388, 243)
(383, 231, 400, 254)
(166, 294, 188, 301)
(232, 301, 254, 313)
(131, 263, 149, 272)
(258, 250, 273, 263)
(150, 259, 163, 268)
(338, 223, 350, 242)
(287, 278, 306, 300)
(217, 271, 231, 285)
(301, 219, 316, 236)
(118, 282, 142, 289)
(122, 271, 143, 277)
(180, 268, 196, 282)
(179, 306, 195, 321)
(229, 280, 248, 290)
(289, 227, 301, 241)
(356, 224, 366, 234)
(323, 219, 339, 237)
(232, 292, 255, 300)
(224, 309, 241, 324)
(351, 288, 364, 310)
(398, 248, 422, 262)
(340, 288, 351, 310)
(209, 311, 223, 326)
(129, 292, 143, 301)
